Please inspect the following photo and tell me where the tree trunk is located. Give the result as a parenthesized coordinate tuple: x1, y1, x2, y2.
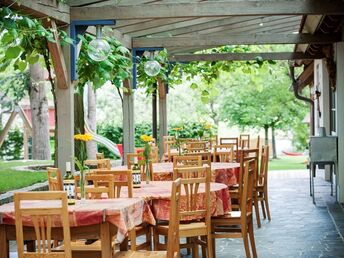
(264, 125, 269, 146)
(29, 63, 51, 160)
(86, 84, 97, 159)
(271, 125, 278, 159)
(209, 101, 219, 125)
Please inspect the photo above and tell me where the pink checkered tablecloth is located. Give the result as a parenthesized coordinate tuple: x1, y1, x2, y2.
(113, 162, 240, 187)
(0, 198, 155, 241)
(117, 181, 230, 221)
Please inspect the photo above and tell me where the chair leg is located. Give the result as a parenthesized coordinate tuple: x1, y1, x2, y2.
(201, 236, 206, 258)
(260, 199, 266, 219)
(153, 228, 160, 250)
(243, 233, 251, 258)
(207, 233, 213, 258)
(192, 237, 199, 258)
(264, 189, 271, 221)
(253, 191, 261, 228)
(146, 226, 152, 250)
(248, 221, 258, 258)
(187, 237, 192, 255)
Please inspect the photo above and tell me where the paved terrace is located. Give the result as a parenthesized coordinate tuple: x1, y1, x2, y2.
(9, 169, 344, 258)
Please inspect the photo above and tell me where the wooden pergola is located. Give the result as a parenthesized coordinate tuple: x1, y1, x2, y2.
(2, 0, 344, 200)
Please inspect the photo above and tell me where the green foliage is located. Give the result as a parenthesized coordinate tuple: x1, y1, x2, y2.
(0, 7, 71, 73)
(219, 61, 307, 133)
(77, 34, 132, 90)
(96, 122, 216, 158)
(0, 72, 29, 104)
(0, 128, 23, 160)
(292, 122, 309, 151)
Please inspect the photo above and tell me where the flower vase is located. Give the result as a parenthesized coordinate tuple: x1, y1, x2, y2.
(145, 162, 151, 184)
(79, 169, 86, 202)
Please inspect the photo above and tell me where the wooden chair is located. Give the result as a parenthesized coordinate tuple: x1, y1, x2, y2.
(14, 191, 71, 258)
(115, 178, 181, 258)
(219, 138, 239, 161)
(84, 158, 111, 169)
(255, 135, 260, 150)
(257, 145, 271, 221)
(96, 152, 105, 159)
(232, 148, 261, 227)
(240, 134, 250, 149)
(162, 136, 176, 162)
(185, 141, 208, 153)
(173, 155, 202, 168)
(94, 169, 133, 198)
(47, 167, 63, 191)
(74, 174, 115, 199)
(185, 151, 211, 167)
(154, 167, 213, 258)
(211, 159, 258, 258)
(213, 144, 235, 162)
(127, 153, 153, 181)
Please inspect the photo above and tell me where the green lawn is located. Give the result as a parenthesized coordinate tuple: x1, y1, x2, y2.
(0, 160, 52, 194)
(268, 155, 308, 171)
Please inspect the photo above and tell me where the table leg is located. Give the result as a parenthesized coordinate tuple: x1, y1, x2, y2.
(0, 225, 9, 258)
(100, 222, 111, 258)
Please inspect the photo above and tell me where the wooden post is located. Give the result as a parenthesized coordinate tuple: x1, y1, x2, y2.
(152, 85, 158, 141)
(56, 26, 74, 176)
(123, 79, 135, 164)
(158, 79, 168, 159)
(0, 111, 17, 149)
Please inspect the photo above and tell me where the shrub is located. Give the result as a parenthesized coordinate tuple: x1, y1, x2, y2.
(0, 128, 23, 160)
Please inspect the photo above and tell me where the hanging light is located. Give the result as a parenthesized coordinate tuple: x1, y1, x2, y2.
(87, 25, 111, 62)
(144, 51, 161, 77)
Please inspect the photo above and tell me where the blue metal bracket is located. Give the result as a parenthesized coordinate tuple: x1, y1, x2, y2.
(70, 20, 116, 81)
(131, 47, 164, 89)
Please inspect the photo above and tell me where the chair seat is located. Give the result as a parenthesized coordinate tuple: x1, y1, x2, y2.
(115, 250, 173, 257)
(156, 221, 207, 238)
(54, 240, 116, 251)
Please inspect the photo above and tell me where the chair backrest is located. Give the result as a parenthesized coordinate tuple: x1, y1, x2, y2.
(259, 145, 269, 187)
(219, 137, 238, 147)
(173, 155, 202, 169)
(166, 178, 181, 258)
(84, 159, 111, 169)
(185, 141, 208, 153)
(74, 174, 115, 199)
(173, 166, 207, 180)
(213, 144, 235, 162)
(238, 148, 259, 204)
(240, 159, 255, 221)
(14, 191, 71, 258)
(179, 167, 211, 227)
(239, 134, 250, 149)
(47, 167, 63, 191)
(94, 169, 133, 198)
(127, 153, 153, 181)
(185, 151, 211, 167)
(163, 136, 176, 155)
(96, 152, 105, 159)
(256, 135, 260, 149)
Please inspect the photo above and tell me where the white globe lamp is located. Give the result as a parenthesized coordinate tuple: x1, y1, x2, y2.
(87, 25, 111, 62)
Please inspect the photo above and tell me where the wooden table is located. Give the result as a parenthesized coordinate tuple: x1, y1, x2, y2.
(117, 181, 231, 221)
(0, 198, 154, 258)
(113, 162, 240, 187)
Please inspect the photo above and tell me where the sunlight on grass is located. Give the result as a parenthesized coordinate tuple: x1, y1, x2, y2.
(0, 160, 52, 193)
(269, 155, 308, 171)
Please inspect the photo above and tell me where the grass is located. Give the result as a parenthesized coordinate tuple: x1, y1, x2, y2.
(0, 160, 52, 194)
(269, 155, 308, 171)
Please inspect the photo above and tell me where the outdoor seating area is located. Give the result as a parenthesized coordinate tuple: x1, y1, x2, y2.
(1, 1, 344, 257)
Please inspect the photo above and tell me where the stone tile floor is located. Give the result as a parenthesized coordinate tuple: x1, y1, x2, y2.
(9, 169, 344, 258)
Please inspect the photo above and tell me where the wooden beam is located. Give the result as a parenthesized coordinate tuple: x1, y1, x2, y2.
(71, 0, 344, 20)
(133, 33, 341, 48)
(0, 111, 17, 149)
(44, 20, 69, 89)
(2, 0, 70, 25)
(169, 52, 325, 62)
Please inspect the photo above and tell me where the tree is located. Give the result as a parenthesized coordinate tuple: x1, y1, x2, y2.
(219, 61, 308, 158)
